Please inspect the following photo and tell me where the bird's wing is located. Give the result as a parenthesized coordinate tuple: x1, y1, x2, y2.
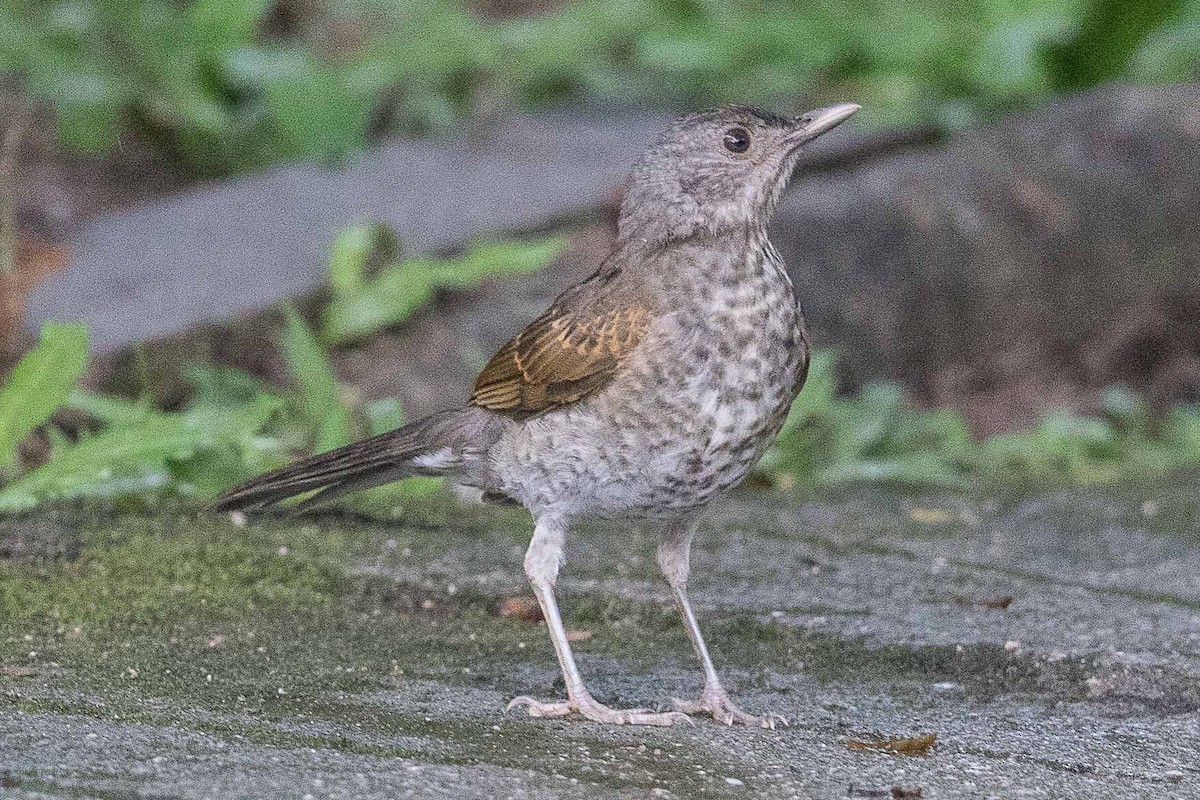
(470, 291, 653, 417)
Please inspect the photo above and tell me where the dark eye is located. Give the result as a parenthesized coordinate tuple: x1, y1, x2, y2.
(722, 127, 751, 153)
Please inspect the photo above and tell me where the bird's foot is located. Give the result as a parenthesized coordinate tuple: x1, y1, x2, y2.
(672, 689, 788, 729)
(507, 695, 691, 726)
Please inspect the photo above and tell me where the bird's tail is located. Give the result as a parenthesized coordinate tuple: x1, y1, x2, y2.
(212, 407, 496, 513)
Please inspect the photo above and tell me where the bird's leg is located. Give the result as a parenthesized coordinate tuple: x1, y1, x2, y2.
(508, 514, 688, 726)
(659, 519, 787, 729)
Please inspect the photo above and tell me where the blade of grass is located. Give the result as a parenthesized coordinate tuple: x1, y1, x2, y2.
(0, 321, 89, 467)
(323, 234, 567, 344)
(280, 305, 352, 453)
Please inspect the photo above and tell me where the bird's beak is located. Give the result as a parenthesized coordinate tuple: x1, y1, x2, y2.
(783, 102, 861, 148)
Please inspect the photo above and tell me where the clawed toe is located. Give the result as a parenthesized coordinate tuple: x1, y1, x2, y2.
(669, 697, 709, 715)
(507, 695, 691, 726)
(507, 696, 573, 718)
(671, 694, 788, 729)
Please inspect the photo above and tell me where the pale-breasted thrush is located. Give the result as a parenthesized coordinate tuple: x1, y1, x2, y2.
(217, 102, 860, 727)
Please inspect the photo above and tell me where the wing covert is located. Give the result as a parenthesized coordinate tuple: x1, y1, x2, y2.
(471, 304, 651, 416)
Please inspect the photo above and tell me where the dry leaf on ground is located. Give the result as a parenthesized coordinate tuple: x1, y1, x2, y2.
(952, 594, 1014, 610)
(907, 507, 954, 525)
(848, 732, 937, 756)
(848, 787, 924, 799)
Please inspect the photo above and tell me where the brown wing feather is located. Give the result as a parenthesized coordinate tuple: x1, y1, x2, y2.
(471, 303, 652, 417)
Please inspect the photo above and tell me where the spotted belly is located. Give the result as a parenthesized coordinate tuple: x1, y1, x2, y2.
(641, 360, 802, 513)
(493, 324, 804, 518)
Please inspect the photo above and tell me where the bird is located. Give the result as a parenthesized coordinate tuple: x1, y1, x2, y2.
(215, 102, 860, 727)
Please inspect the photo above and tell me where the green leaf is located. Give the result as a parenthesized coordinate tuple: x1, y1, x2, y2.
(1130, 19, 1200, 81)
(187, 0, 273, 56)
(280, 306, 352, 453)
(818, 455, 969, 489)
(1045, 0, 1188, 90)
(182, 363, 275, 410)
(1102, 384, 1150, 432)
(263, 64, 373, 161)
(66, 389, 151, 427)
(328, 223, 397, 297)
(0, 322, 89, 467)
(323, 234, 566, 344)
(221, 43, 312, 85)
(969, 13, 1073, 99)
(1163, 406, 1200, 460)
(54, 94, 123, 153)
(0, 396, 281, 511)
(438, 236, 569, 284)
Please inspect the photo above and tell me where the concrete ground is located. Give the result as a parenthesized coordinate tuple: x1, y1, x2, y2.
(2, 473, 1199, 798)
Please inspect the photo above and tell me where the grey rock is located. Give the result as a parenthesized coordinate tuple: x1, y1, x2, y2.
(775, 82, 1200, 424)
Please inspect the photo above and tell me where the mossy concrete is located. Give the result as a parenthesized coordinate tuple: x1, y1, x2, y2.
(2, 475, 1199, 798)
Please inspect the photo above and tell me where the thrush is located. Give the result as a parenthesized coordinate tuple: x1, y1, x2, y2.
(216, 102, 860, 727)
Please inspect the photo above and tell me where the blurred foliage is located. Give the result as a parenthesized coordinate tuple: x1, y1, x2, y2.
(1, 223, 1197, 509)
(1045, 0, 1188, 89)
(323, 223, 565, 344)
(0, 313, 423, 511)
(2, 0, 1197, 173)
(0, 226, 559, 510)
(3, 326, 1199, 511)
(0, 321, 88, 469)
(757, 351, 1200, 492)
(281, 304, 353, 452)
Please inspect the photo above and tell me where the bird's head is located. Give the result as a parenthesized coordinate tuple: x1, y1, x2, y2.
(618, 103, 860, 245)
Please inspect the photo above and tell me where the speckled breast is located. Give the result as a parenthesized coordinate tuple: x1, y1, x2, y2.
(630, 240, 807, 513)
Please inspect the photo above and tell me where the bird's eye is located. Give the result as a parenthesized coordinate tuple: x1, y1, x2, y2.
(722, 127, 751, 154)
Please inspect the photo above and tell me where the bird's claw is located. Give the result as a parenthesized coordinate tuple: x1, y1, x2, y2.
(507, 695, 691, 726)
(671, 693, 788, 729)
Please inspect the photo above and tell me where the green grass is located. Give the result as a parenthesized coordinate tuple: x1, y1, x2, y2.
(322, 225, 566, 345)
(0, 228, 561, 511)
(0, 321, 87, 468)
(756, 350, 1200, 492)
(2, 0, 1196, 173)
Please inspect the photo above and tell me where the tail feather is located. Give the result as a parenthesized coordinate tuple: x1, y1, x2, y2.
(213, 409, 475, 513)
